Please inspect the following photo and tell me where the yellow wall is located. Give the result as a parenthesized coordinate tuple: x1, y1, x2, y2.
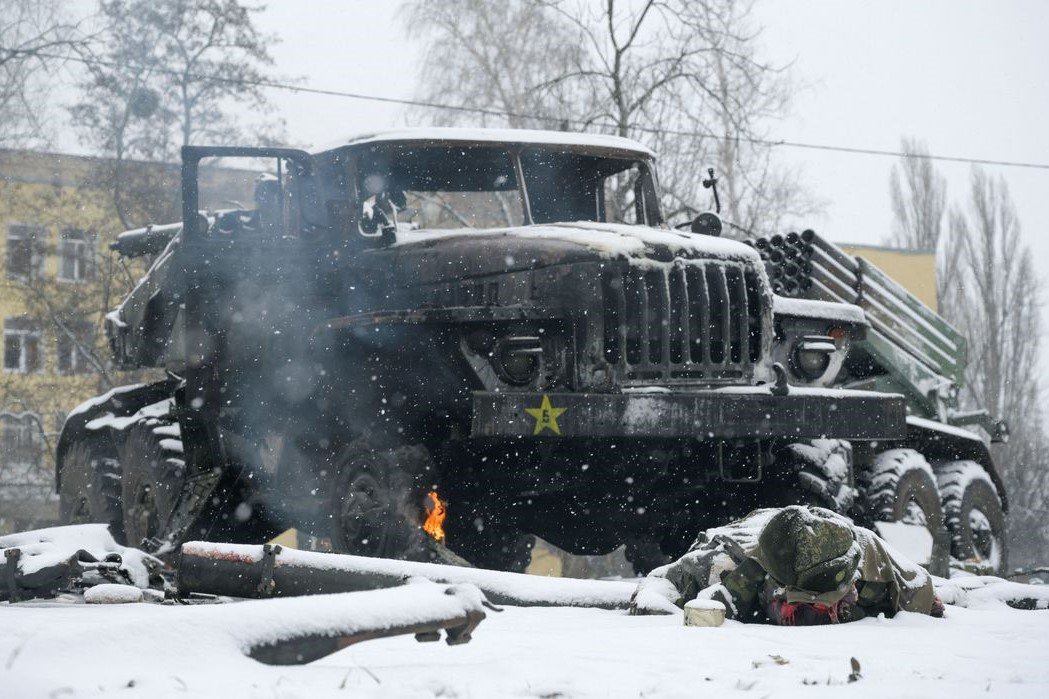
(0, 149, 255, 531)
(838, 243, 939, 312)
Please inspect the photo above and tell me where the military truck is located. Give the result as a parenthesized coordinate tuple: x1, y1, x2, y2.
(54, 128, 1007, 575)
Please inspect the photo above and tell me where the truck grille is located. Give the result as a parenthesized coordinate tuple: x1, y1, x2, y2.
(601, 261, 764, 382)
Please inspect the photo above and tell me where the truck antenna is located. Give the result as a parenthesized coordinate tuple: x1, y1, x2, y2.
(703, 168, 721, 214)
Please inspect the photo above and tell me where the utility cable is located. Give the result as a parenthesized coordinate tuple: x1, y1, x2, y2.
(6, 46, 1049, 171)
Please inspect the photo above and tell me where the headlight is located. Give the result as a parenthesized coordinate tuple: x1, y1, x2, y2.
(790, 335, 836, 380)
(492, 336, 542, 385)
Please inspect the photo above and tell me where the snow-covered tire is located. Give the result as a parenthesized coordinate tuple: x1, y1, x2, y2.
(58, 435, 123, 539)
(119, 417, 185, 548)
(937, 460, 1007, 574)
(624, 538, 670, 577)
(775, 439, 857, 514)
(859, 448, 948, 575)
(329, 440, 437, 561)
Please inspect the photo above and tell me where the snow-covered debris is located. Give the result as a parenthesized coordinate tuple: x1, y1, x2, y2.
(0, 524, 159, 590)
(2, 583, 490, 693)
(179, 541, 637, 609)
(683, 598, 726, 627)
(84, 583, 144, 604)
(934, 573, 1049, 610)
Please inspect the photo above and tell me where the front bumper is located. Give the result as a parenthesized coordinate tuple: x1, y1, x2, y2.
(471, 387, 906, 441)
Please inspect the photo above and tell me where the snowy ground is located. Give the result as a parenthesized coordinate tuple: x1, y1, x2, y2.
(2, 593, 1047, 698)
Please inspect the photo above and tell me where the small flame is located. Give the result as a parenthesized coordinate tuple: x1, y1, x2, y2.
(423, 491, 446, 543)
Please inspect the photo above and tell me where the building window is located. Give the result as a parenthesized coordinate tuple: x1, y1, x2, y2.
(5, 225, 46, 280)
(56, 324, 94, 375)
(3, 320, 42, 373)
(58, 229, 95, 282)
(0, 412, 46, 495)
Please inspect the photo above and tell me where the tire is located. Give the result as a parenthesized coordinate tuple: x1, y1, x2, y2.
(329, 439, 438, 562)
(625, 538, 670, 577)
(859, 448, 949, 575)
(58, 435, 123, 539)
(937, 460, 1008, 574)
(119, 418, 186, 548)
(774, 439, 857, 515)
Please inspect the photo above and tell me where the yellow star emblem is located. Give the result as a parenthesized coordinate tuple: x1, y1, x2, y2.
(525, 394, 567, 435)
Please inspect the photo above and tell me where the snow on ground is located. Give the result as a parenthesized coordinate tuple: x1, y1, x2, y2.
(2, 590, 1047, 698)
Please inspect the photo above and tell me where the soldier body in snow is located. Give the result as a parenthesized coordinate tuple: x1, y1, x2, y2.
(631, 505, 944, 624)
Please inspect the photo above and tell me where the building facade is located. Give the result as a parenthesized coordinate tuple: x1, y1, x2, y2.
(0, 148, 253, 532)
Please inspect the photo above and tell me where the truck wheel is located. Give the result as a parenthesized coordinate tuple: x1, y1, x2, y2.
(329, 440, 436, 561)
(937, 460, 1007, 574)
(119, 420, 186, 548)
(775, 439, 857, 514)
(625, 538, 670, 576)
(58, 436, 123, 538)
(859, 448, 948, 575)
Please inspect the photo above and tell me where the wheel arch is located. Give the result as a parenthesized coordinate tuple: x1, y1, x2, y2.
(903, 417, 1007, 512)
(55, 377, 179, 493)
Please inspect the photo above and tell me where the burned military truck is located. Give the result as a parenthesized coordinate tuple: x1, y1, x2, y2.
(55, 128, 1007, 575)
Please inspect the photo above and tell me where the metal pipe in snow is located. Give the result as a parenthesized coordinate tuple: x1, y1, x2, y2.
(177, 542, 637, 609)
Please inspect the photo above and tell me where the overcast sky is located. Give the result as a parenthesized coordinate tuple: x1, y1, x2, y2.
(251, 0, 1049, 373)
(50, 0, 1049, 384)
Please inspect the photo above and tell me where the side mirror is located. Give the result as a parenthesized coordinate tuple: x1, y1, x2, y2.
(691, 211, 723, 237)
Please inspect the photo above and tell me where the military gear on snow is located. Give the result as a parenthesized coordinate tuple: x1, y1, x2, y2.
(630, 505, 941, 623)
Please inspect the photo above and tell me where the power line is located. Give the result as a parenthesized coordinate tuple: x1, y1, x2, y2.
(11, 46, 1049, 171)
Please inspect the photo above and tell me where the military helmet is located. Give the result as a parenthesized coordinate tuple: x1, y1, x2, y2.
(758, 505, 860, 594)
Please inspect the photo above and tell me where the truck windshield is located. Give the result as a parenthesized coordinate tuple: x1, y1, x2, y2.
(353, 143, 660, 230)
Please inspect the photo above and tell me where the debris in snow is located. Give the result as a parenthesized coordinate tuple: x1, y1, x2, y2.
(246, 582, 490, 665)
(178, 541, 637, 609)
(84, 583, 144, 604)
(684, 598, 726, 627)
(752, 653, 790, 668)
(0, 524, 161, 601)
(848, 656, 862, 682)
(933, 573, 1049, 610)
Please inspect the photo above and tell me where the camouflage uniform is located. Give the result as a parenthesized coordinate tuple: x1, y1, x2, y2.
(632, 505, 939, 623)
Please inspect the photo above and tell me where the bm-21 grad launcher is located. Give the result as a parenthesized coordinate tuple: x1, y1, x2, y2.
(54, 128, 1006, 577)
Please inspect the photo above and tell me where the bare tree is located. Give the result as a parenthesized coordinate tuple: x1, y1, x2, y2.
(887, 137, 952, 305)
(947, 169, 1041, 421)
(0, 0, 85, 146)
(69, 0, 284, 228)
(946, 166, 1047, 566)
(406, 0, 585, 130)
(888, 137, 947, 251)
(405, 0, 814, 234)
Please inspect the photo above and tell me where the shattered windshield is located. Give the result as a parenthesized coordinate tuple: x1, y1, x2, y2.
(352, 143, 660, 230)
